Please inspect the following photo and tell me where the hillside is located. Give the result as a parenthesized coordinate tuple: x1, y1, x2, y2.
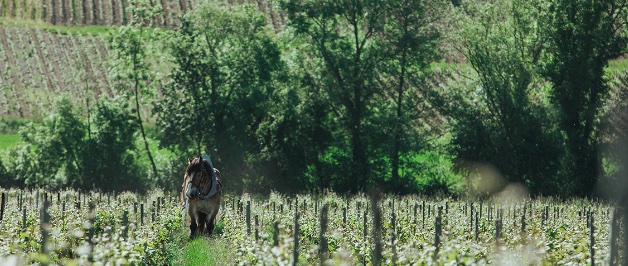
(0, 0, 288, 119)
(0, 0, 286, 29)
(0, 24, 111, 117)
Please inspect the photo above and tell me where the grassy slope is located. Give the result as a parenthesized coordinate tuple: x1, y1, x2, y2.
(0, 134, 20, 150)
(1, 17, 113, 35)
(608, 57, 628, 74)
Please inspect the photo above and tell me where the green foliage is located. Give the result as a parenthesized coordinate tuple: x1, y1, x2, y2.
(0, 117, 28, 134)
(0, 158, 11, 187)
(441, 0, 628, 197)
(410, 150, 464, 195)
(281, 0, 446, 193)
(376, 0, 442, 191)
(45, 25, 112, 36)
(4, 96, 148, 191)
(108, 0, 165, 178)
(168, 234, 235, 266)
(7, 97, 86, 188)
(543, 0, 628, 196)
(445, 0, 569, 196)
(81, 99, 148, 191)
(0, 189, 183, 264)
(3, 0, 628, 197)
(93, 209, 117, 235)
(156, 2, 284, 192)
(0, 17, 113, 35)
(282, 0, 385, 192)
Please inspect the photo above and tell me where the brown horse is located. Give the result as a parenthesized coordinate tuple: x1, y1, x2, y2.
(182, 156, 222, 238)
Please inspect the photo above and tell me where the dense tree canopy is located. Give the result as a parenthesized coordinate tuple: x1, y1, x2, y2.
(155, 3, 285, 192)
(2, 0, 627, 197)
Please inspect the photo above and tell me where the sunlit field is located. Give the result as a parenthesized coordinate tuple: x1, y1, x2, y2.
(0, 189, 619, 265)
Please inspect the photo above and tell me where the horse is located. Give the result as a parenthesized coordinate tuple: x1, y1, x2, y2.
(182, 156, 222, 238)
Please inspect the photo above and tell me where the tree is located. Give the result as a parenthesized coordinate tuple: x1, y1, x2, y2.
(282, 0, 445, 193)
(378, 0, 440, 191)
(0, 159, 12, 188)
(253, 50, 335, 193)
(156, 2, 283, 192)
(283, 0, 387, 192)
(448, 0, 566, 195)
(544, 0, 628, 196)
(82, 98, 148, 191)
(7, 97, 86, 188)
(109, 0, 162, 177)
(5, 96, 148, 191)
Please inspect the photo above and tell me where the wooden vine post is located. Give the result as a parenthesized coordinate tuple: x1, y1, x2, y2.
(151, 200, 155, 223)
(273, 221, 280, 247)
(413, 203, 418, 234)
(363, 210, 367, 239)
(40, 199, 50, 254)
(475, 212, 479, 241)
(521, 204, 527, 234)
(319, 204, 329, 264)
(123, 210, 129, 240)
(590, 213, 595, 266)
(371, 191, 382, 266)
(609, 208, 619, 265)
(293, 210, 300, 266)
(342, 207, 347, 225)
(469, 202, 474, 231)
(495, 209, 503, 246)
(254, 215, 259, 241)
(22, 207, 26, 229)
(140, 203, 144, 226)
(61, 200, 66, 220)
(246, 200, 251, 236)
(622, 200, 628, 266)
(422, 201, 426, 228)
(88, 202, 96, 263)
(0, 192, 5, 222)
(392, 203, 397, 265)
(434, 206, 443, 261)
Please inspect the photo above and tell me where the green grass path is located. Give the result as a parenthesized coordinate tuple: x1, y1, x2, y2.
(167, 225, 236, 266)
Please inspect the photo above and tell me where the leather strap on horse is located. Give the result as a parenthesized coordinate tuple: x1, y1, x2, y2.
(198, 155, 220, 200)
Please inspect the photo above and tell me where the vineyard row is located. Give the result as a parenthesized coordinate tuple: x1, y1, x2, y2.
(0, 0, 287, 30)
(0, 189, 621, 264)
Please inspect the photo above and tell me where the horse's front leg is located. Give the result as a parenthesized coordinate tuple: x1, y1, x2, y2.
(189, 216, 197, 238)
(197, 212, 207, 235)
(206, 215, 215, 235)
(206, 205, 220, 235)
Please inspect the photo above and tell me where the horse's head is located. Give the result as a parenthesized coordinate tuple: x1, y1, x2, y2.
(185, 157, 213, 199)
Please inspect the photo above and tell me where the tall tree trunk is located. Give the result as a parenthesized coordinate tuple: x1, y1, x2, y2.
(135, 83, 158, 177)
(132, 31, 158, 177)
(392, 47, 407, 190)
(350, 74, 367, 191)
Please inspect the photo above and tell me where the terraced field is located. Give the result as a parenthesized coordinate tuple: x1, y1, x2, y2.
(0, 0, 289, 119)
(0, 0, 286, 28)
(0, 24, 113, 117)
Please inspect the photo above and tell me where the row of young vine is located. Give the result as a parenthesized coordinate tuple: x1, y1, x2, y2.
(0, 0, 286, 29)
(220, 192, 617, 265)
(0, 188, 183, 264)
(1, 187, 619, 265)
(0, 23, 111, 118)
